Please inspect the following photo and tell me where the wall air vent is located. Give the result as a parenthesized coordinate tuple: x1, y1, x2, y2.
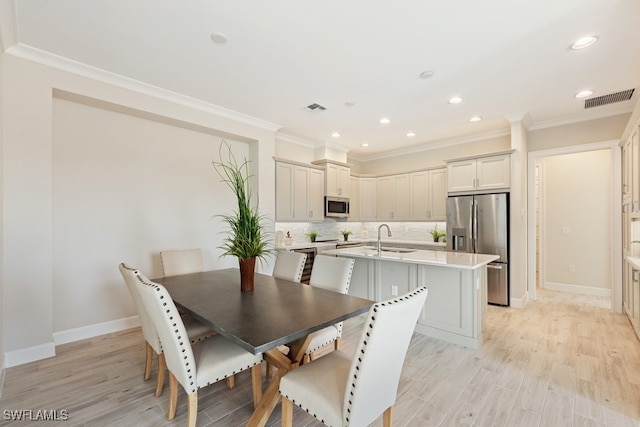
(585, 89, 635, 109)
(305, 103, 327, 112)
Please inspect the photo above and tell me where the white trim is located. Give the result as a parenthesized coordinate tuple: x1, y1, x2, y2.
(510, 291, 529, 308)
(4, 342, 55, 368)
(527, 139, 621, 312)
(529, 105, 634, 132)
(53, 315, 140, 346)
(545, 282, 612, 297)
(5, 44, 282, 133)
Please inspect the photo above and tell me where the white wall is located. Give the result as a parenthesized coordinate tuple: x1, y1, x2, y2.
(1, 51, 277, 366)
(542, 150, 612, 293)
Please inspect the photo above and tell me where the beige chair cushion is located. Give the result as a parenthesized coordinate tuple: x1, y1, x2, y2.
(272, 251, 307, 282)
(160, 248, 204, 277)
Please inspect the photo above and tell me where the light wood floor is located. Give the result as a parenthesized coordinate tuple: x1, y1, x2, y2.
(1, 288, 639, 427)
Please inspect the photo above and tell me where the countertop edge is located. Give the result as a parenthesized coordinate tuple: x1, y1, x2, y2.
(322, 248, 499, 269)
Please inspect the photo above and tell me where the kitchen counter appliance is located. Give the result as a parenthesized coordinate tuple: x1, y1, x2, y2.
(446, 193, 510, 306)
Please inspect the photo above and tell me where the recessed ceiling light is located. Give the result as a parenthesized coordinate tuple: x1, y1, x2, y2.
(448, 97, 463, 104)
(419, 70, 435, 79)
(469, 116, 482, 123)
(210, 32, 228, 44)
(575, 90, 594, 98)
(571, 36, 598, 50)
(406, 132, 416, 137)
(379, 118, 390, 125)
(361, 143, 369, 147)
(331, 132, 341, 138)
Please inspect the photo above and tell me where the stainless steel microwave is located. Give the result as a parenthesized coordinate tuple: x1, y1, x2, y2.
(325, 196, 350, 218)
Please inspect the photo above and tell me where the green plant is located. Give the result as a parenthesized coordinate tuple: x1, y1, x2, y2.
(306, 230, 318, 241)
(429, 224, 446, 242)
(341, 230, 353, 237)
(212, 140, 271, 262)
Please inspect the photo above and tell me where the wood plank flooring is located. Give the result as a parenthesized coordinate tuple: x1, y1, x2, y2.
(1, 288, 639, 427)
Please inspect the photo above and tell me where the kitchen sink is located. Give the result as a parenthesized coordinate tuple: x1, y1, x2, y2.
(380, 247, 417, 254)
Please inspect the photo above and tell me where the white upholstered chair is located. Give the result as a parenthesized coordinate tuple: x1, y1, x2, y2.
(272, 251, 307, 282)
(160, 248, 204, 277)
(134, 271, 263, 426)
(119, 263, 215, 397)
(303, 255, 355, 361)
(279, 287, 428, 427)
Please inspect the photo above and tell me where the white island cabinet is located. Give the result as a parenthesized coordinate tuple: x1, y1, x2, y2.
(322, 246, 498, 349)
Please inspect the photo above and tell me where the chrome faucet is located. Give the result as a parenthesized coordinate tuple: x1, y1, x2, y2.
(377, 223, 392, 256)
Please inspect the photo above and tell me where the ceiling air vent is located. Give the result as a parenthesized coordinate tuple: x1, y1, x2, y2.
(585, 89, 635, 109)
(305, 103, 327, 112)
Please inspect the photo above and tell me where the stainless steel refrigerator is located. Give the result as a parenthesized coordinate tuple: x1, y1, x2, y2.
(446, 193, 509, 305)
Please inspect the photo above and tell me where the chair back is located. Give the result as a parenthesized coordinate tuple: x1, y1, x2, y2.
(134, 272, 198, 394)
(272, 251, 307, 282)
(309, 255, 355, 294)
(343, 287, 428, 426)
(160, 248, 204, 277)
(119, 263, 161, 353)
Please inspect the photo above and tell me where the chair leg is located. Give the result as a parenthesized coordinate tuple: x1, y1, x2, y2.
(226, 375, 235, 389)
(281, 396, 294, 427)
(186, 392, 198, 427)
(155, 352, 166, 397)
(334, 338, 342, 350)
(168, 372, 179, 420)
(251, 364, 263, 408)
(144, 342, 153, 380)
(383, 405, 393, 427)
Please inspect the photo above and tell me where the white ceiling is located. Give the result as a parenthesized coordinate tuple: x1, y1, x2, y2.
(3, 0, 640, 159)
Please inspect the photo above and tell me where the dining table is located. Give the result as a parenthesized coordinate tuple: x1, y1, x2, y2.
(155, 267, 374, 427)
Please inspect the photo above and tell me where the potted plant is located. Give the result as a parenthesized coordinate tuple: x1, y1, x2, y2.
(429, 224, 446, 243)
(213, 140, 271, 292)
(341, 230, 353, 242)
(306, 230, 318, 242)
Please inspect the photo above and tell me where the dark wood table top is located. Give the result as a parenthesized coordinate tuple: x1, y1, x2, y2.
(155, 268, 373, 355)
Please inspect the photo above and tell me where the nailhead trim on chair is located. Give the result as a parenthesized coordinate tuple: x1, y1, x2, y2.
(343, 286, 427, 426)
(138, 275, 261, 393)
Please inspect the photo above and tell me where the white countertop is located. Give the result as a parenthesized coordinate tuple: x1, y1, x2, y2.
(321, 246, 499, 269)
(627, 256, 640, 269)
(275, 238, 446, 251)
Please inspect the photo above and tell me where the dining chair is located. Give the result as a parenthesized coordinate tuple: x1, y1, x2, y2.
(303, 255, 355, 361)
(279, 286, 428, 427)
(160, 248, 204, 277)
(272, 250, 307, 282)
(119, 263, 216, 397)
(134, 271, 264, 426)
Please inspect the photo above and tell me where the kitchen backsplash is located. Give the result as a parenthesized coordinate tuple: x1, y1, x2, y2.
(275, 221, 446, 244)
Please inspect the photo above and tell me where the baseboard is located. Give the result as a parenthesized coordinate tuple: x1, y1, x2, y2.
(545, 282, 611, 297)
(4, 342, 56, 368)
(53, 315, 140, 346)
(510, 291, 529, 308)
(2, 316, 141, 368)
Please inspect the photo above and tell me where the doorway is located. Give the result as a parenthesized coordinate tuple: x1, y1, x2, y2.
(527, 140, 622, 312)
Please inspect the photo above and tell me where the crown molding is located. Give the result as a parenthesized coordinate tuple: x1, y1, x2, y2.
(4, 43, 282, 133)
(528, 103, 634, 131)
(275, 132, 318, 149)
(348, 128, 511, 162)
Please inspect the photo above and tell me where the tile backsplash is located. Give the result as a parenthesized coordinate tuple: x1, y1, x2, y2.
(275, 221, 446, 244)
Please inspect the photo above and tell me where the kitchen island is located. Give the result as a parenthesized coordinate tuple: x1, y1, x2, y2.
(321, 246, 499, 349)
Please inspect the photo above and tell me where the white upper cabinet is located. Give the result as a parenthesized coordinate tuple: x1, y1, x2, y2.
(325, 163, 350, 197)
(275, 161, 324, 222)
(447, 154, 510, 193)
(377, 174, 410, 221)
(348, 176, 360, 221)
(410, 168, 447, 221)
(359, 178, 377, 221)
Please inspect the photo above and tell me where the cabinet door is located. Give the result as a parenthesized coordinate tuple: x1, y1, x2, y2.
(275, 162, 294, 220)
(633, 269, 640, 332)
(359, 178, 377, 221)
(308, 168, 325, 221)
(410, 171, 430, 220)
(632, 128, 640, 213)
(376, 176, 394, 220)
(393, 174, 411, 220)
(476, 155, 510, 191)
(623, 138, 632, 200)
(348, 176, 360, 221)
(293, 166, 310, 220)
(447, 160, 477, 193)
(428, 168, 447, 220)
(326, 164, 350, 197)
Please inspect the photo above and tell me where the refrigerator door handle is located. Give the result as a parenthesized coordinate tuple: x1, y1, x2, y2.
(472, 200, 478, 253)
(487, 264, 503, 270)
